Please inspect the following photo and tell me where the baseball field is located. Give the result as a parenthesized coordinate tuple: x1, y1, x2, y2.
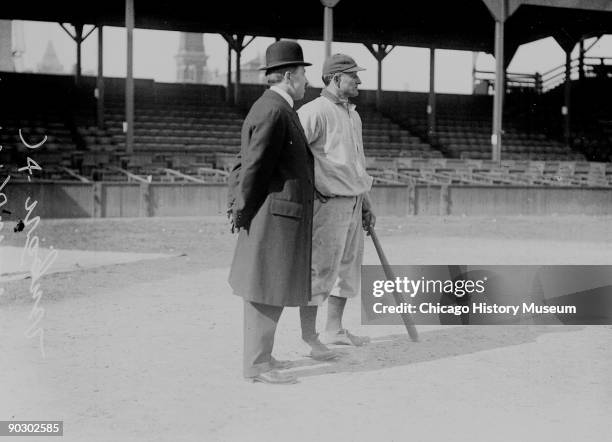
(1, 215, 611, 441)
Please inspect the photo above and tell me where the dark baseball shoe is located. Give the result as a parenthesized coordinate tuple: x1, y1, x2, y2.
(321, 329, 370, 347)
(303, 335, 338, 361)
(248, 370, 298, 385)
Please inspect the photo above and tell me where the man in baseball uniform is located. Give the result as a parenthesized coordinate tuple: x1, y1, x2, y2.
(297, 54, 376, 352)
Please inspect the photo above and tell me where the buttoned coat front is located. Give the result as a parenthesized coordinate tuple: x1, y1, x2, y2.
(228, 89, 314, 307)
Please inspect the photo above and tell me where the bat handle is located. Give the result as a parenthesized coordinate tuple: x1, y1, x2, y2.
(367, 226, 419, 342)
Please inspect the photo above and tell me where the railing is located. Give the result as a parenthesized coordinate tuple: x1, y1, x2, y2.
(474, 70, 541, 92)
(97, 166, 230, 184)
(473, 56, 612, 94)
(367, 158, 612, 187)
(541, 56, 612, 92)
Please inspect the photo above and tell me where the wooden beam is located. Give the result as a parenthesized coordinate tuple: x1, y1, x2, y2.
(428, 48, 436, 140)
(221, 33, 255, 106)
(125, 0, 135, 155)
(107, 166, 148, 183)
(97, 25, 105, 129)
(364, 44, 395, 110)
(491, 0, 506, 163)
(60, 167, 90, 182)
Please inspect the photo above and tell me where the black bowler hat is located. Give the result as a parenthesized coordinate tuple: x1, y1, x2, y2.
(259, 40, 312, 72)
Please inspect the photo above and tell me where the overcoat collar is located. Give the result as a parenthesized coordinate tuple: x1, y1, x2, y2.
(263, 88, 293, 111)
(263, 89, 309, 145)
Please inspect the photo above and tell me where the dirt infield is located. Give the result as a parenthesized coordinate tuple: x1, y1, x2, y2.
(1, 215, 611, 441)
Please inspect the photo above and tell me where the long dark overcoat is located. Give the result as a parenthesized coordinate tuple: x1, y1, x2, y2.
(228, 89, 314, 307)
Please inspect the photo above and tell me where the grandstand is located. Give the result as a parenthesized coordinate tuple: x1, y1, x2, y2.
(358, 106, 442, 159)
(2, 0, 612, 217)
(384, 93, 585, 162)
(86, 99, 242, 174)
(0, 15, 591, 225)
(2, 67, 611, 192)
(551, 63, 612, 162)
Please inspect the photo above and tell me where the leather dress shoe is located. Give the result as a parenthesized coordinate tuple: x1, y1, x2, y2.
(270, 357, 293, 369)
(248, 370, 298, 385)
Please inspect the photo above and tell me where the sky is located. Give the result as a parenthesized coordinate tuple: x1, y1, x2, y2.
(12, 20, 612, 94)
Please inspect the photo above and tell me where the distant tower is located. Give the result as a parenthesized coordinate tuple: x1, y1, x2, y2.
(239, 52, 267, 84)
(208, 51, 266, 85)
(0, 20, 14, 71)
(37, 41, 64, 74)
(175, 32, 210, 83)
(11, 20, 25, 72)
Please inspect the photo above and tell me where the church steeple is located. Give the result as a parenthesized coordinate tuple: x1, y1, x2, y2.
(175, 32, 210, 83)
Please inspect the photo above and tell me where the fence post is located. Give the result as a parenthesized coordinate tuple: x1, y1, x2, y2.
(439, 185, 451, 215)
(408, 184, 417, 215)
(93, 182, 103, 218)
(140, 182, 152, 217)
(534, 72, 542, 94)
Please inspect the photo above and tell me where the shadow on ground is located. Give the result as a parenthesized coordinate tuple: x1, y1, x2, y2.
(285, 325, 581, 378)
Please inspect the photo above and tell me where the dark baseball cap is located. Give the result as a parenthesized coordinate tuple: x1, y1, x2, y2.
(322, 54, 366, 76)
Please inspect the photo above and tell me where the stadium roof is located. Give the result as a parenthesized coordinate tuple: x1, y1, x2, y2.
(3, 1, 612, 53)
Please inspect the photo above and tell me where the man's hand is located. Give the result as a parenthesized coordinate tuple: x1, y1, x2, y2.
(362, 210, 376, 235)
(314, 189, 330, 203)
(361, 192, 376, 235)
(228, 207, 250, 233)
(227, 208, 238, 233)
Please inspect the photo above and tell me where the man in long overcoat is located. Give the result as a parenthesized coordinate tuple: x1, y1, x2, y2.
(228, 41, 314, 384)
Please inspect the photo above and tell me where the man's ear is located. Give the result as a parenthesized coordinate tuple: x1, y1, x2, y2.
(283, 71, 292, 82)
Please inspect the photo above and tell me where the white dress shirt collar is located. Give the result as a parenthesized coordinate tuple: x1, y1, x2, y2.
(270, 85, 294, 108)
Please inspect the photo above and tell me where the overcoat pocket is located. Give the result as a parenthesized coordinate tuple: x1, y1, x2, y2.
(270, 198, 303, 219)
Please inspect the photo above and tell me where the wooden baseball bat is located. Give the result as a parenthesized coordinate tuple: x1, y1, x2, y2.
(368, 226, 419, 342)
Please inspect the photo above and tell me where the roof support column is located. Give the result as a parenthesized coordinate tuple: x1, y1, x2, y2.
(324, 7, 333, 57)
(125, 0, 134, 155)
(563, 49, 572, 147)
(364, 43, 394, 111)
(321, 0, 341, 58)
(578, 38, 585, 82)
(471, 52, 478, 94)
(553, 33, 579, 148)
(97, 25, 105, 130)
(59, 22, 96, 87)
(491, 0, 506, 163)
(226, 42, 232, 104)
(75, 24, 83, 85)
(428, 48, 437, 140)
(222, 34, 255, 107)
(482, 0, 515, 162)
(235, 42, 241, 106)
(482, 0, 525, 161)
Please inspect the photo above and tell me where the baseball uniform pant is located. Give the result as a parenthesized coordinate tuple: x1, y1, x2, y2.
(309, 194, 364, 306)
